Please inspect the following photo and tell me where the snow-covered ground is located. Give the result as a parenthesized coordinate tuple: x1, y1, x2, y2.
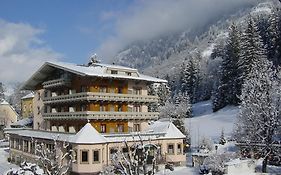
(0, 148, 18, 174)
(187, 100, 239, 146)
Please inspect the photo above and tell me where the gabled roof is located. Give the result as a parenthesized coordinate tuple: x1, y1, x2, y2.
(70, 123, 107, 144)
(0, 100, 9, 105)
(22, 61, 167, 90)
(146, 121, 186, 139)
(21, 93, 34, 100)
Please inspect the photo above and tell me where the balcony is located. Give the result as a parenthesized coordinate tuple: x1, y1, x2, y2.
(42, 111, 159, 120)
(42, 78, 71, 89)
(42, 92, 158, 104)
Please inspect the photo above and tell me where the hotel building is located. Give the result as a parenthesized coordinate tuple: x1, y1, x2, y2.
(5, 60, 186, 174)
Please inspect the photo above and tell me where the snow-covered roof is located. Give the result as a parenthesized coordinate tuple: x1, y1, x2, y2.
(146, 121, 186, 139)
(21, 93, 34, 100)
(10, 117, 33, 127)
(22, 61, 167, 90)
(5, 121, 185, 144)
(4, 128, 74, 142)
(70, 123, 107, 144)
(0, 100, 9, 105)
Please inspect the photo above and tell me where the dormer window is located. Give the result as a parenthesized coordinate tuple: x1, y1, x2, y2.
(111, 70, 118, 74)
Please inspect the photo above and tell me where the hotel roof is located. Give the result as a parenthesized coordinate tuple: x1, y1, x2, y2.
(22, 61, 167, 90)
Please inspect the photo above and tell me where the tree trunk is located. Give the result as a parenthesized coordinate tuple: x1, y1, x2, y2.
(262, 155, 268, 173)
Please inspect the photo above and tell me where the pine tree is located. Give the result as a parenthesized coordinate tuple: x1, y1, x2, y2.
(180, 56, 200, 103)
(156, 83, 170, 107)
(219, 128, 226, 145)
(235, 57, 280, 173)
(212, 24, 242, 111)
(267, 8, 281, 67)
(147, 84, 158, 112)
(239, 17, 267, 83)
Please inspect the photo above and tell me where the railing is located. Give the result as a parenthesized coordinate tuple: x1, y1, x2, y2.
(42, 92, 158, 104)
(42, 111, 159, 120)
(42, 78, 71, 89)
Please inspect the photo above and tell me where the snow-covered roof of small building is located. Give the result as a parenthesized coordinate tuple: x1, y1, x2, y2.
(10, 117, 33, 127)
(21, 93, 34, 100)
(0, 100, 9, 105)
(146, 121, 186, 139)
(70, 123, 107, 144)
(4, 128, 74, 141)
(22, 61, 167, 90)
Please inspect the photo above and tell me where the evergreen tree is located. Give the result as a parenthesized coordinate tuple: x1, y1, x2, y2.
(147, 84, 158, 112)
(156, 83, 170, 107)
(212, 24, 242, 111)
(267, 8, 281, 67)
(239, 17, 267, 83)
(219, 128, 226, 145)
(235, 57, 280, 173)
(180, 56, 200, 103)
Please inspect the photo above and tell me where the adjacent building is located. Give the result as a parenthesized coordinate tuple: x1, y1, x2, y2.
(0, 100, 18, 127)
(21, 93, 34, 118)
(5, 60, 186, 174)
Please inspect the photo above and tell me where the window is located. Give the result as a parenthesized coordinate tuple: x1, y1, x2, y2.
(37, 106, 41, 115)
(81, 150, 89, 163)
(111, 70, 118, 74)
(46, 144, 54, 151)
(44, 90, 48, 98)
(110, 148, 118, 158)
(118, 87, 122, 94)
(126, 72, 132, 76)
(81, 86, 87, 92)
(99, 86, 107, 93)
(122, 147, 129, 153)
(109, 105, 115, 111)
(177, 143, 182, 154)
(100, 104, 106, 111)
(133, 124, 140, 132)
(117, 124, 124, 133)
(44, 106, 48, 113)
(117, 104, 122, 112)
(23, 105, 27, 112)
(93, 150, 100, 163)
(167, 144, 174, 154)
(37, 92, 41, 100)
(23, 140, 28, 152)
(80, 105, 86, 111)
(100, 124, 106, 133)
(133, 88, 141, 95)
(133, 105, 141, 112)
(30, 142, 35, 154)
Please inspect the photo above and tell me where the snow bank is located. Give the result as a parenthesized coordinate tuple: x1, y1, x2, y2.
(187, 101, 239, 146)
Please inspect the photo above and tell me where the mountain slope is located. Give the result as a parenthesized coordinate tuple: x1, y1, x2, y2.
(187, 100, 239, 145)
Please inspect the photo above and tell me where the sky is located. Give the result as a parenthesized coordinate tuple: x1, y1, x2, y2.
(0, 0, 257, 84)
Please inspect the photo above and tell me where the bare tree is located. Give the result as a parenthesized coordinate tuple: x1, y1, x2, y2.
(34, 138, 75, 175)
(102, 135, 159, 175)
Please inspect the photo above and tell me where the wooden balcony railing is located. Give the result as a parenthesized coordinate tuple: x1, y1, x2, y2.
(42, 92, 158, 104)
(42, 111, 159, 120)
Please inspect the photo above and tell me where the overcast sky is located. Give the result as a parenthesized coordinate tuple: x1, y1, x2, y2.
(0, 0, 257, 84)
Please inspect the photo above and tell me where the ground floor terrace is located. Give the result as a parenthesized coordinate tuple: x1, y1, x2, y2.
(5, 121, 186, 174)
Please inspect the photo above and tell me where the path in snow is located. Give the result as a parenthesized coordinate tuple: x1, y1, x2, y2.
(186, 100, 239, 146)
(0, 148, 18, 174)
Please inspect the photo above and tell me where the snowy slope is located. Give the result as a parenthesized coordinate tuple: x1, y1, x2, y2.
(186, 100, 239, 146)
